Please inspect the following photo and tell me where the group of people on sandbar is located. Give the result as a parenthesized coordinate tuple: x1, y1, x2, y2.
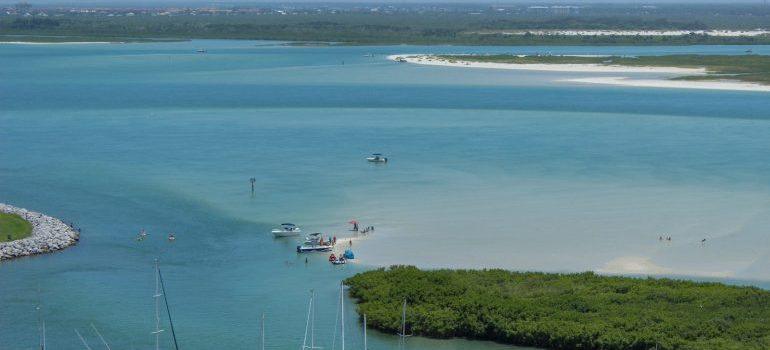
(351, 220, 375, 233)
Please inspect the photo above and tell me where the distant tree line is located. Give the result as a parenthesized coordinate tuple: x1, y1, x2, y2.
(1, 12, 769, 45)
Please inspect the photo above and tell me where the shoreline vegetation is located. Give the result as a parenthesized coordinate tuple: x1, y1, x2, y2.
(2, 5, 770, 46)
(345, 266, 770, 350)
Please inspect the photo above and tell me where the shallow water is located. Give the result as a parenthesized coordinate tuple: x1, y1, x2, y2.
(2, 40, 770, 349)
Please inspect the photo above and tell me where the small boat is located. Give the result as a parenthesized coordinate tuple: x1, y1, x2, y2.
(297, 245, 333, 253)
(272, 223, 301, 237)
(196, 49, 207, 53)
(366, 153, 388, 163)
(168, 233, 176, 241)
(297, 233, 334, 253)
(331, 257, 347, 265)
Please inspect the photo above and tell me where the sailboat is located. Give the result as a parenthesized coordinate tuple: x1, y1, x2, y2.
(301, 290, 321, 350)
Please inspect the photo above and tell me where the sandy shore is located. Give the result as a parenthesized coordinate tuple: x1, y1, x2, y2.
(389, 54, 770, 92)
(566, 76, 770, 92)
(387, 54, 706, 74)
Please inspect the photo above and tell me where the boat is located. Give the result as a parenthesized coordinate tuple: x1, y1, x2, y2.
(297, 244, 333, 253)
(297, 233, 335, 253)
(366, 153, 388, 163)
(343, 249, 355, 260)
(329, 253, 347, 264)
(272, 223, 301, 237)
(196, 49, 207, 53)
(168, 233, 176, 241)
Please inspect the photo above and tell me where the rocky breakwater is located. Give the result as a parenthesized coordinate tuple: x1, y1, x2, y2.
(0, 203, 80, 260)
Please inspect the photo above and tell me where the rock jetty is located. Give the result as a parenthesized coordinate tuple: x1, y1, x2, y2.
(0, 203, 79, 260)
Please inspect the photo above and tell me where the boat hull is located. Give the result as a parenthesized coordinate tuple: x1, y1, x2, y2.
(297, 245, 333, 253)
(272, 230, 300, 237)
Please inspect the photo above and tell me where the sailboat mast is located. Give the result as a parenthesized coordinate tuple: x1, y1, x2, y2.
(91, 323, 112, 350)
(153, 260, 163, 350)
(37, 305, 46, 350)
(261, 313, 265, 350)
(158, 266, 180, 350)
(341, 282, 345, 350)
(363, 314, 367, 350)
(302, 290, 313, 350)
(75, 328, 93, 350)
(401, 300, 406, 337)
(311, 290, 315, 349)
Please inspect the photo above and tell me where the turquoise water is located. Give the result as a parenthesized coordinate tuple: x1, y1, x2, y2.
(2, 40, 770, 349)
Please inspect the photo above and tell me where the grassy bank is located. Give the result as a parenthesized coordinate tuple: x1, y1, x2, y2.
(0, 213, 32, 242)
(345, 266, 770, 350)
(438, 54, 770, 85)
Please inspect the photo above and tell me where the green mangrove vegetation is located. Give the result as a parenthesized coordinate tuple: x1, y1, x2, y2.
(438, 54, 770, 85)
(345, 266, 770, 350)
(0, 212, 32, 242)
(2, 4, 770, 46)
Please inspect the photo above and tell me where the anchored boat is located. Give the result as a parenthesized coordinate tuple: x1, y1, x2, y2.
(366, 153, 388, 163)
(297, 233, 335, 253)
(272, 223, 301, 237)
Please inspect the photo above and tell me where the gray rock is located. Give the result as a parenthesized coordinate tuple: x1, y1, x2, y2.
(0, 203, 80, 261)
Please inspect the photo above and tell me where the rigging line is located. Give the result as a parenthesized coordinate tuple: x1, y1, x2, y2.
(74, 329, 93, 350)
(158, 266, 181, 350)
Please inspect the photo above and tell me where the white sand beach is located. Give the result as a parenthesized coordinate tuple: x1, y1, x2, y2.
(565, 76, 770, 92)
(389, 54, 770, 92)
(388, 54, 706, 74)
(481, 29, 770, 37)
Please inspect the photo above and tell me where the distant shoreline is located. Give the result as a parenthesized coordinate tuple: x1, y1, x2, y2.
(0, 41, 118, 45)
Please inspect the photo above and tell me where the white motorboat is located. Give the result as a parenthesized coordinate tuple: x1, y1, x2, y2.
(297, 233, 334, 253)
(366, 153, 388, 163)
(272, 223, 301, 237)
